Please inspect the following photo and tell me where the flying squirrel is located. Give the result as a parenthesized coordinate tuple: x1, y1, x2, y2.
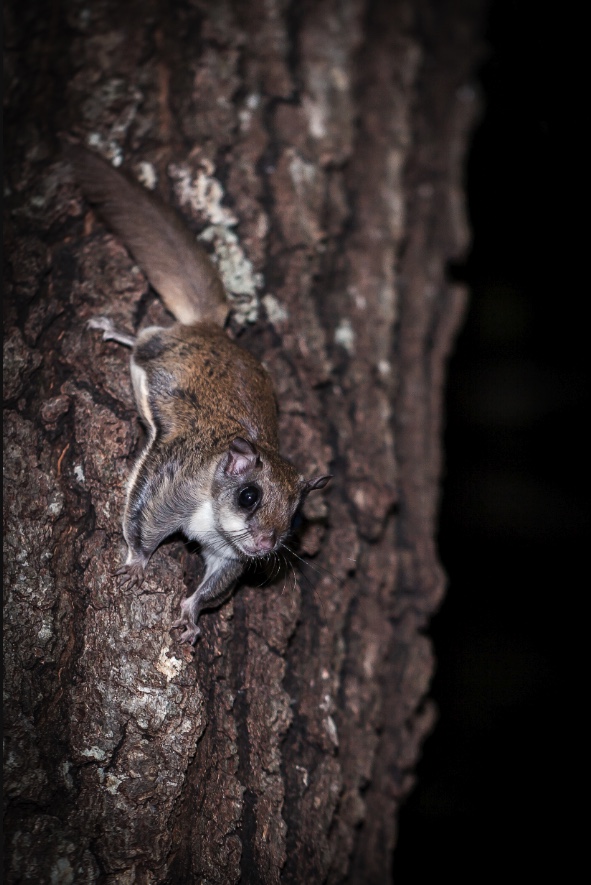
(70, 144, 331, 645)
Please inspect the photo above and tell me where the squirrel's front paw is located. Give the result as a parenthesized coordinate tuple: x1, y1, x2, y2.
(114, 561, 145, 590)
(171, 617, 201, 646)
(88, 316, 136, 347)
(171, 599, 201, 645)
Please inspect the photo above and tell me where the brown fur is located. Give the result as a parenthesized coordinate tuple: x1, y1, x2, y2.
(134, 323, 279, 451)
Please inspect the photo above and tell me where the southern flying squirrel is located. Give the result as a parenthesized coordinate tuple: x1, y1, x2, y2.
(70, 145, 331, 645)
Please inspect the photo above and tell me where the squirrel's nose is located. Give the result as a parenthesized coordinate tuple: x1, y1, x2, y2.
(254, 531, 276, 552)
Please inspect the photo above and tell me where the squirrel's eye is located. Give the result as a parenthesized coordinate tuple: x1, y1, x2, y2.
(238, 486, 260, 510)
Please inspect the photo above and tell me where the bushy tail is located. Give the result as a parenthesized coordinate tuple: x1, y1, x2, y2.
(68, 144, 229, 327)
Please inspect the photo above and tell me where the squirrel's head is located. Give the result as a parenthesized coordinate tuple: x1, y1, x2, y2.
(211, 437, 331, 557)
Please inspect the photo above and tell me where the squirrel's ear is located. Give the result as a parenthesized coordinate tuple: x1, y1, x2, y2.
(303, 475, 332, 494)
(224, 437, 259, 476)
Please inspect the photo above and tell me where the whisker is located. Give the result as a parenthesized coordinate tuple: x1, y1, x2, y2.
(278, 544, 332, 622)
(278, 559, 297, 599)
(277, 554, 298, 600)
(281, 543, 341, 586)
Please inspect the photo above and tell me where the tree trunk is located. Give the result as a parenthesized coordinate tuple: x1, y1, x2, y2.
(3, 1, 484, 881)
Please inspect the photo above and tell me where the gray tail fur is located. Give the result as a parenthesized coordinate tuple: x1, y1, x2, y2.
(68, 144, 229, 327)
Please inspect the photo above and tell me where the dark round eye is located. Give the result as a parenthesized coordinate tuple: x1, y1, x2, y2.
(238, 485, 260, 510)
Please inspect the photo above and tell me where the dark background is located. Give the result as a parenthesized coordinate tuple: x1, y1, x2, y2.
(395, 1, 585, 879)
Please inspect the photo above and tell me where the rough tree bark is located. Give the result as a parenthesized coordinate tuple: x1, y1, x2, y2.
(3, 1, 484, 882)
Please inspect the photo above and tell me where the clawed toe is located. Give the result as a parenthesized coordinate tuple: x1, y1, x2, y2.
(88, 316, 115, 333)
(171, 618, 201, 646)
(88, 316, 136, 347)
(114, 563, 145, 590)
